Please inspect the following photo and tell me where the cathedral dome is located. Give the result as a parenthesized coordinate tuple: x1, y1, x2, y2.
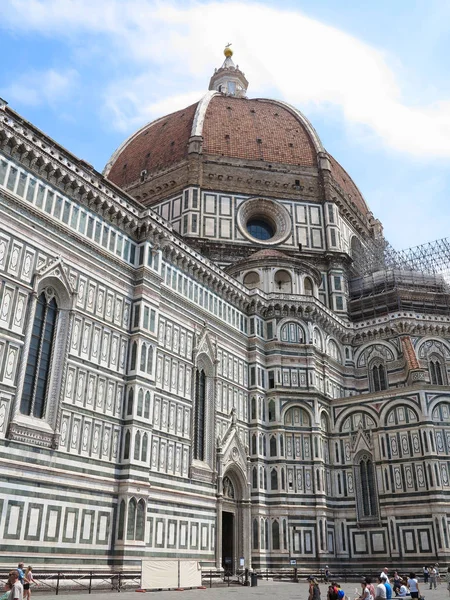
(104, 51, 370, 222)
(105, 94, 319, 182)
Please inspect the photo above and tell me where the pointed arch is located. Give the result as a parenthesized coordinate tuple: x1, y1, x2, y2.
(134, 431, 141, 461)
(141, 432, 148, 462)
(127, 388, 134, 416)
(137, 388, 144, 416)
(117, 499, 125, 540)
(144, 391, 150, 419)
(354, 450, 378, 520)
(15, 266, 74, 438)
(136, 499, 146, 541)
(140, 343, 147, 372)
(127, 497, 137, 540)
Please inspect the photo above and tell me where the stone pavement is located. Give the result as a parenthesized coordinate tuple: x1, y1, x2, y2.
(46, 579, 450, 600)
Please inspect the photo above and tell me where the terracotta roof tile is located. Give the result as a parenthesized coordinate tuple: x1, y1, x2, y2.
(203, 96, 317, 166)
(107, 102, 199, 188)
(328, 154, 369, 217)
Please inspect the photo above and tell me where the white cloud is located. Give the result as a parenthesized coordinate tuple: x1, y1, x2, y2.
(4, 68, 78, 107)
(2, 0, 450, 157)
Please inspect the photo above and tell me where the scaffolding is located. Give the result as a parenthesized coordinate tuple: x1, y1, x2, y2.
(349, 237, 450, 320)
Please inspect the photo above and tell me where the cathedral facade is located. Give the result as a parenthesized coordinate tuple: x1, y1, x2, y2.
(0, 49, 449, 572)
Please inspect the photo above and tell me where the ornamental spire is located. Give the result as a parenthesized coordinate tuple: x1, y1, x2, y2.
(208, 45, 249, 97)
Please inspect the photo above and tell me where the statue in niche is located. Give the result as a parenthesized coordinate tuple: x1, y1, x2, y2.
(223, 476, 235, 499)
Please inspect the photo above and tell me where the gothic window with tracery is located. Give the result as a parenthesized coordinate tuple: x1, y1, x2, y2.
(253, 519, 259, 549)
(193, 368, 206, 460)
(369, 360, 388, 392)
(429, 354, 446, 385)
(21, 292, 58, 418)
(354, 452, 378, 520)
(117, 500, 125, 540)
(280, 322, 305, 343)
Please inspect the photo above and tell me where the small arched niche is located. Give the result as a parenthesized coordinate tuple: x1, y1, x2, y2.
(243, 271, 261, 290)
(304, 276, 314, 295)
(274, 270, 292, 293)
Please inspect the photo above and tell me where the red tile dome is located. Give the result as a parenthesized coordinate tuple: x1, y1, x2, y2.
(104, 91, 369, 219)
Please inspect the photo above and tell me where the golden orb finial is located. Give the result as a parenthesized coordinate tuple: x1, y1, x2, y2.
(224, 43, 233, 58)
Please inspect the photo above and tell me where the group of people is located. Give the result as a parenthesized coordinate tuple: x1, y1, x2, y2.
(1, 564, 38, 600)
(362, 568, 421, 600)
(309, 565, 450, 600)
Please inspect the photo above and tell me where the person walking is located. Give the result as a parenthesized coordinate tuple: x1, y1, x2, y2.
(393, 572, 402, 596)
(384, 578, 393, 600)
(423, 567, 429, 585)
(23, 567, 38, 600)
(360, 578, 374, 600)
(407, 572, 420, 599)
(16, 566, 24, 586)
(9, 571, 23, 600)
(376, 577, 387, 600)
(309, 579, 321, 600)
(430, 566, 437, 590)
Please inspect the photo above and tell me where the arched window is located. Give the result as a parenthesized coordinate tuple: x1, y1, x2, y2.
(265, 519, 269, 550)
(274, 270, 292, 293)
(280, 435, 284, 456)
(244, 271, 260, 290)
(117, 499, 125, 540)
(251, 434, 257, 455)
(127, 498, 137, 540)
(147, 345, 153, 374)
(252, 519, 259, 549)
(429, 355, 446, 385)
(327, 339, 342, 363)
(140, 343, 147, 372)
(268, 400, 276, 421)
(280, 322, 305, 343)
(281, 468, 285, 490)
(144, 392, 150, 419)
(194, 369, 206, 460)
(21, 292, 58, 418)
(130, 341, 137, 371)
(270, 436, 277, 457)
(136, 499, 146, 541)
(304, 277, 313, 295)
(124, 430, 131, 460)
(252, 467, 258, 488)
(271, 469, 278, 490)
(137, 389, 143, 416)
(127, 388, 134, 416)
(272, 520, 280, 550)
(141, 433, 148, 462)
(355, 453, 378, 520)
(251, 397, 257, 420)
(370, 361, 388, 392)
(134, 431, 141, 461)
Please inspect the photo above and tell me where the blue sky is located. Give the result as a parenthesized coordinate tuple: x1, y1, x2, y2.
(1, 0, 450, 252)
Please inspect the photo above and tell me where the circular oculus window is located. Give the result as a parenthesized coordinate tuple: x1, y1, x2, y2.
(237, 198, 291, 246)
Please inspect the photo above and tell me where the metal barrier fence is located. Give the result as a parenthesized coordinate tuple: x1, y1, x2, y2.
(0, 568, 377, 594)
(0, 570, 141, 595)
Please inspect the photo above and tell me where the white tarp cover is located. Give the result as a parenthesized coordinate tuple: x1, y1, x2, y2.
(179, 560, 202, 587)
(141, 560, 178, 589)
(141, 559, 201, 589)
